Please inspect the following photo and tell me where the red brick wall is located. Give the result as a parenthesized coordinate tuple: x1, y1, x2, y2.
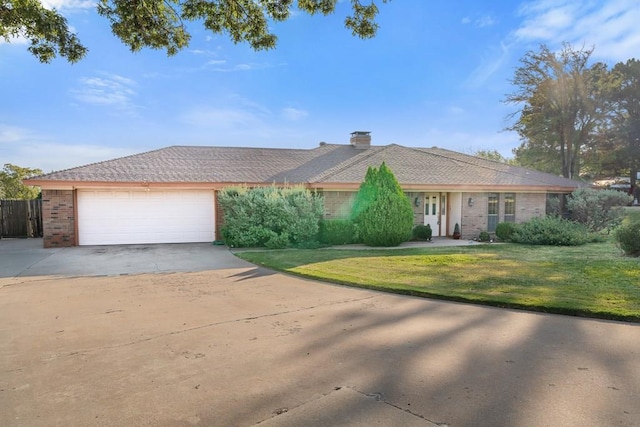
(322, 191, 355, 219)
(214, 191, 224, 241)
(42, 189, 76, 248)
(460, 192, 546, 239)
(323, 190, 424, 225)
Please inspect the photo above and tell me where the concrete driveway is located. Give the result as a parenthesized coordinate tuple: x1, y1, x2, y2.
(1, 239, 639, 426)
(0, 238, 249, 282)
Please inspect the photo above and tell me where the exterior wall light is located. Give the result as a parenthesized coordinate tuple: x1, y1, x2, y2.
(414, 197, 420, 207)
(468, 197, 474, 207)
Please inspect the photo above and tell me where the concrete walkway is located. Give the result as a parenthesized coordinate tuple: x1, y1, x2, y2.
(1, 238, 639, 426)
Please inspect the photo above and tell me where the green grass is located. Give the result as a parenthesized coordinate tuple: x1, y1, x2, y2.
(236, 242, 640, 322)
(623, 206, 640, 224)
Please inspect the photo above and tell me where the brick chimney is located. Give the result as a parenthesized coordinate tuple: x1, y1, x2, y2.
(350, 131, 371, 149)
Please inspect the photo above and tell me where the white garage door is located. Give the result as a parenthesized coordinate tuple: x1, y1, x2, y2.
(77, 190, 215, 245)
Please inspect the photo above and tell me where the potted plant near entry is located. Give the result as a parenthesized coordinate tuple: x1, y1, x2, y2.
(452, 223, 461, 240)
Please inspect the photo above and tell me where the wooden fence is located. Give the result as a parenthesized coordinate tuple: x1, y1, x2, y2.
(0, 199, 43, 238)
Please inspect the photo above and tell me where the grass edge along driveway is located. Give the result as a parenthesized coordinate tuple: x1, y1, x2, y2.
(236, 242, 640, 322)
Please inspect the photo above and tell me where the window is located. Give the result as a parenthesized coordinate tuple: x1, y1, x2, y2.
(488, 193, 499, 232)
(504, 193, 515, 223)
(441, 195, 446, 217)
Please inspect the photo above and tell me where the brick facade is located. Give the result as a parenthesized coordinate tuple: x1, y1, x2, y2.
(214, 191, 224, 242)
(460, 192, 546, 239)
(322, 190, 424, 225)
(42, 189, 76, 248)
(407, 192, 425, 226)
(322, 191, 355, 219)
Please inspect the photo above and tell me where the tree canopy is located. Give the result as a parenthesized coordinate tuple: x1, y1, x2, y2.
(0, 163, 43, 199)
(505, 43, 610, 179)
(505, 43, 640, 198)
(474, 149, 516, 165)
(609, 59, 640, 194)
(1, 0, 388, 63)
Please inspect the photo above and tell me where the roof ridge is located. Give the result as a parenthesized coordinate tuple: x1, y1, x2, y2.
(308, 145, 389, 182)
(170, 145, 316, 153)
(412, 146, 576, 186)
(35, 146, 171, 178)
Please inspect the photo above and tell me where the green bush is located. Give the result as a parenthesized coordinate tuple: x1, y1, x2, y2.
(351, 163, 413, 247)
(495, 222, 519, 242)
(567, 188, 633, 233)
(614, 221, 640, 256)
(478, 231, 491, 242)
(412, 224, 432, 241)
(218, 186, 322, 248)
(265, 231, 290, 249)
(318, 219, 356, 245)
(511, 216, 594, 246)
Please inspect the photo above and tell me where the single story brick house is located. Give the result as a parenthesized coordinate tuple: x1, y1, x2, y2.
(25, 132, 582, 247)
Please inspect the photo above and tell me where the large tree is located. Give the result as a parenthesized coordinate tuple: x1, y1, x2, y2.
(474, 149, 517, 165)
(0, 163, 43, 199)
(505, 44, 609, 179)
(1, 0, 388, 63)
(609, 59, 640, 199)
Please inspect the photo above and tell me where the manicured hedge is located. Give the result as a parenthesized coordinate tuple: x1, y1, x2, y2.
(318, 219, 357, 245)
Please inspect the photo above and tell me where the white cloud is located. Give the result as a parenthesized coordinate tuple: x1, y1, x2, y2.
(40, 1, 94, 10)
(206, 62, 270, 72)
(181, 107, 261, 129)
(476, 15, 497, 28)
(461, 14, 497, 27)
(71, 72, 139, 114)
(179, 97, 310, 142)
(281, 107, 308, 121)
(0, 124, 136, 172)
(0, 124, 30, 143)
(465, 41, 512, 87)
(515, 0, 640, 62)
(447, 106, 465, 115)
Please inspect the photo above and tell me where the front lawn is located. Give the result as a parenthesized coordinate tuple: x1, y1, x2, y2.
(236, 242, 640, 322)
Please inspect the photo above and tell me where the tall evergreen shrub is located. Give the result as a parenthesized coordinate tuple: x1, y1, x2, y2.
(351, 162, 413, 246)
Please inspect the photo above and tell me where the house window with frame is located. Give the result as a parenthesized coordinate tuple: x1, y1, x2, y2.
(488, 193, 499, 232)
(504, 193, 515, 223)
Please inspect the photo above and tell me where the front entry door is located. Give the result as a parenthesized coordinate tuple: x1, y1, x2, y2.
(424, 193, 441, 237)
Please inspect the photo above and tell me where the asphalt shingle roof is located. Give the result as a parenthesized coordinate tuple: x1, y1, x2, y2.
(30, 143, 582, 190)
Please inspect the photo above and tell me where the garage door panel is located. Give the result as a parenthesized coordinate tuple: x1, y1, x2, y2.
(78, 190, 215, 245)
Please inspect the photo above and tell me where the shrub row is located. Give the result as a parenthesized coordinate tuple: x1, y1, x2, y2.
(497, 216, 599, 246)
(568, 188, 633, 233)
(218, 186, 322, 249)
(318, 219, 357, 245)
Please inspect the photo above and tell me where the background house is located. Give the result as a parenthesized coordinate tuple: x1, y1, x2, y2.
(25, 132, 582, 247)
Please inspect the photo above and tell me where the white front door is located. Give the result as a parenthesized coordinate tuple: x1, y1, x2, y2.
(424, 193, 441, 237)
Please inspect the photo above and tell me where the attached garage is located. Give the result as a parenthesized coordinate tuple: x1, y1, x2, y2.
(77, 189, 215, 245)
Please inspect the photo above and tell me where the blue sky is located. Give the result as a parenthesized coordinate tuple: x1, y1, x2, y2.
(2, 0, 640, 173)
